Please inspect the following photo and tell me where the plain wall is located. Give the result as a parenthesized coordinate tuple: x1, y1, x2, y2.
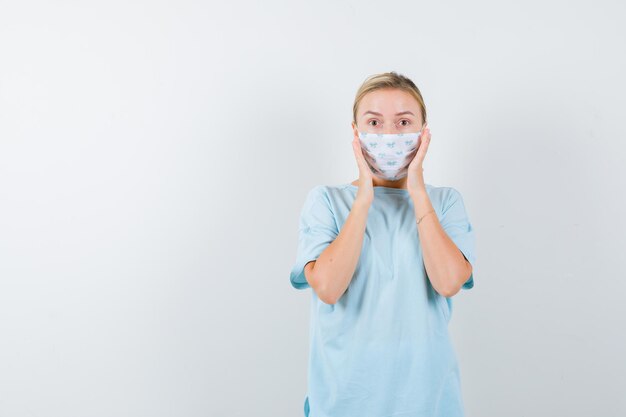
(1, 0, 625, 416)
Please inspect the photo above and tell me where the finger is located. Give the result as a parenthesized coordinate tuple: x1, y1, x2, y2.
(407, 144, 422, 169)
(352, 138, 370, 173)
(417, 125, 427, 149)
(353, 137, 371, 167)
(416, 131, 431, 161)
(410, 130, 430, 167)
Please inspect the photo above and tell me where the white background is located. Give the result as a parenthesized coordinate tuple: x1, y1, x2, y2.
(1, 0, 625, 416)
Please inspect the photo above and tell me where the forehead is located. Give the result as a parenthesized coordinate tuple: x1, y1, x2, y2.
(359, 88, 419, 116)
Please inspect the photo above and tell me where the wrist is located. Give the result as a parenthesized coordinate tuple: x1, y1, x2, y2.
(416, 209, 436, 225)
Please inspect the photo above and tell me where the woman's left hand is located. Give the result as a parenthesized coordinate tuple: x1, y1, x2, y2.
(406, 123, 431, 196)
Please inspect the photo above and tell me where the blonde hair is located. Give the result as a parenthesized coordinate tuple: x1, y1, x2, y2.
(352, 71, 427, 127)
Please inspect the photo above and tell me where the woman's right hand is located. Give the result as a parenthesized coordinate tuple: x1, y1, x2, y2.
(351, 136, 374, 207)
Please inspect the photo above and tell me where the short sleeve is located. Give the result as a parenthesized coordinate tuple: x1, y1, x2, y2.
(440, 188, 476, 290)
(289, 185, 339, 290)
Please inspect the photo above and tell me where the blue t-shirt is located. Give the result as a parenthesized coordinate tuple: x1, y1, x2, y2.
(289, 183, 476, 417)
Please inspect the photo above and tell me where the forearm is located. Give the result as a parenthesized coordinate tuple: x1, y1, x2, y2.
(310, 199, 370, 304)
(412, 190, 471, 297)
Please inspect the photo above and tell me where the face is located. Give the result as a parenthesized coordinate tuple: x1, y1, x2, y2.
(350, 88, 425, 187)
(352, 88, 424, 135)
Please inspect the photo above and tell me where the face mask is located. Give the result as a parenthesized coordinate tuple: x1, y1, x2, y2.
(357, 131, 422, 181)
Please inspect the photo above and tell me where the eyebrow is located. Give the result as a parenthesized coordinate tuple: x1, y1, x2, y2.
(362, 110, 415, 117)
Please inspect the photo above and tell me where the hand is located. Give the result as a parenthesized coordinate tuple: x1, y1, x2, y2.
(407, 123, 432, 197)
(351, 136, 374, 207)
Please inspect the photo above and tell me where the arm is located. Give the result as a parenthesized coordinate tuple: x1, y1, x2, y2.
(412, 189, 473, 297)
(304, 199, 370, 305)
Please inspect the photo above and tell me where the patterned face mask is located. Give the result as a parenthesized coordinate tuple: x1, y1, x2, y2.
(357, 131, 422, 181)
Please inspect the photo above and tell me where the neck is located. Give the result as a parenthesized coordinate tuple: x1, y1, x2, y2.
(350, 178, 408, 189)
(374, 178, 406, 188)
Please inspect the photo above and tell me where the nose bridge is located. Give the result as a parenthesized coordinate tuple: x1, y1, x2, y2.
(383, 120, 401, 135)
(383, 125, 398, 135)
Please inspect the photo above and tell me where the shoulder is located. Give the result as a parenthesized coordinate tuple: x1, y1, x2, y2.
(304, 183, 353, 204)
(300, 184, 337, 215)
(303, 184, 330, 205)
(426, 183, 463, 205)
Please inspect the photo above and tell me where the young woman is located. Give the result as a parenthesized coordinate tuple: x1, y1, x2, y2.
(289, 71, 476, 417)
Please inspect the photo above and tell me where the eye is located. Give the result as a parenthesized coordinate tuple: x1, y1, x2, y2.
(368, 120, 379, 126)
(399, 119, 410, 126)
